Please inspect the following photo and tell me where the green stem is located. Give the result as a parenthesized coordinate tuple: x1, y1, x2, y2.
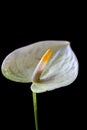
(32, 92, 39, 130)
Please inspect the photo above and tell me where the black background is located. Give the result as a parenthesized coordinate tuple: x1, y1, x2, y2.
(0, 4, 82, 130)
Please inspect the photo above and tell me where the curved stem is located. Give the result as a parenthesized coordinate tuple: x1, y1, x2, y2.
(32, 92, 39, 130)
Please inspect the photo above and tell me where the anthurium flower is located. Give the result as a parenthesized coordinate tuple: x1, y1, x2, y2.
(1, 41, 78, 93)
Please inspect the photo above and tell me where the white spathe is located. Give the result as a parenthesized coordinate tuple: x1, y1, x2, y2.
(1, 41, 79, 93)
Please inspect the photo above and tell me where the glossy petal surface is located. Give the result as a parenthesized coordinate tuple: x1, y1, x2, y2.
(1, 41, 78, 93)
